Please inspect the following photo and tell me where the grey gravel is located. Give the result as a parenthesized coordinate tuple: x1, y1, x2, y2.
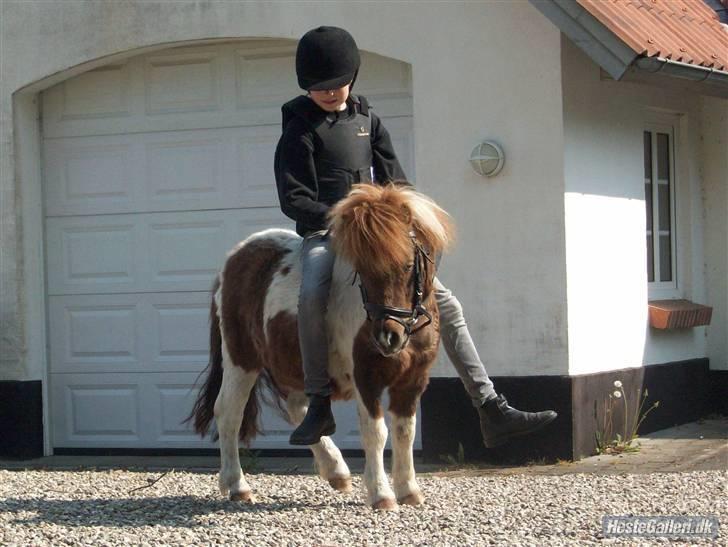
(1, 469, 725, 546)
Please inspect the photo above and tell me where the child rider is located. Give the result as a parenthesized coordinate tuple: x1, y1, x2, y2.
(275, 26, 557, 448)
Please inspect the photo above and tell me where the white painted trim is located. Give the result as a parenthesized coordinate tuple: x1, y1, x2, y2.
(17, 38, 284, 95)
(14, 93, 52, 455)
(645, 117, 681, 301)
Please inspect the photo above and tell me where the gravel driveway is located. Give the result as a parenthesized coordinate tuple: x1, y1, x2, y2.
(1, 469, 724, 546)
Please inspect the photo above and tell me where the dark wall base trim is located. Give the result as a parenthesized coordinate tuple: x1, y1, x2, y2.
(708, 369, 728, 417)
(0, 380, 44, 459)
(421, 375, 573, 465)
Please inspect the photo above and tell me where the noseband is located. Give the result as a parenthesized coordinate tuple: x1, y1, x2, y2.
(358, 231, 434, 337)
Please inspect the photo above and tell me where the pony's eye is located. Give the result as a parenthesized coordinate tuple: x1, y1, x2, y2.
(403, 263, 414, 273)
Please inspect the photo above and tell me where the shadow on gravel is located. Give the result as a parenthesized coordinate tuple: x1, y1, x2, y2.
(2, 495, 365, 527)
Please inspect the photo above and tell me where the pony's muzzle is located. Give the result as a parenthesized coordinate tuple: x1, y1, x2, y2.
(374, 320, 409, 356)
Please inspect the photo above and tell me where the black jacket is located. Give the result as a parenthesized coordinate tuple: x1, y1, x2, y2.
(274, 94, 407, 236)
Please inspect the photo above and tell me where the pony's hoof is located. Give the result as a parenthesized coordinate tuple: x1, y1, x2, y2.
(398, 491, 424, 506)
(372, 497, 398, 511)
(229, 490, 255, 503)
(328, 476, 353, 493)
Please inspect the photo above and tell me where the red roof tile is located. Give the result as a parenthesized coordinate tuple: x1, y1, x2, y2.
(577, 0, 728, 72)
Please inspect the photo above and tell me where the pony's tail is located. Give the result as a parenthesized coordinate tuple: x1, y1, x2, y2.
(186, 276, 263, 445)
(186, 277, 224, 438)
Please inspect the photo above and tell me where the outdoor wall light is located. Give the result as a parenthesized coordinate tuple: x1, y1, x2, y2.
(469, 140, 505, 177)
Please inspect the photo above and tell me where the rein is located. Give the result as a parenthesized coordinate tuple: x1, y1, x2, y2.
(358, 231, 435, 337)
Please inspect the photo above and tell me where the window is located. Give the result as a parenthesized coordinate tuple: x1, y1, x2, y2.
(644, 125, 677, 290)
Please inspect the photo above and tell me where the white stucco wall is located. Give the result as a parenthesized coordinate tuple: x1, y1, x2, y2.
(702, 97, 728, 371)
(561, 37, 725, 375)
(0, 1, 569, 382)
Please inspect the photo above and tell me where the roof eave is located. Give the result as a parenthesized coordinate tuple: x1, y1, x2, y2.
(529, 0, 728, 95)
(528, 0, 637, 79)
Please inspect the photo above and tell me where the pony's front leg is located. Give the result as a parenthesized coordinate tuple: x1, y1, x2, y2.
(357, 396, 397, 510)
(214, 335, 259, 502)
(286, 392, 352, 492)
(390, 411, 423, 505)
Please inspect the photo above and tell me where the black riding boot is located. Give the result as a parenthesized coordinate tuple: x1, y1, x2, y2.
(478, 394, 557, 448)
(289, 394, 336, 446)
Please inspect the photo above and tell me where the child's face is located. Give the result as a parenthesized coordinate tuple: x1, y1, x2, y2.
(309, 84, 351, 112)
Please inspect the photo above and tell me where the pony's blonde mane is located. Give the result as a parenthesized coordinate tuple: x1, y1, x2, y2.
(329, 183, 454, 275)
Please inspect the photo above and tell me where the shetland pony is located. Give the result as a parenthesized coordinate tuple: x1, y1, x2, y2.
(189, 183, 454, 510)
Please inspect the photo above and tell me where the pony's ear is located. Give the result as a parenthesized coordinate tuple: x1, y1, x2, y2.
(407, 193, 456, 254)
(401, 203, 413, 225)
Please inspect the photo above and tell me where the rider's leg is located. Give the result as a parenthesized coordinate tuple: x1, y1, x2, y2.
(290, 231, 337, 446)
(434, 277, 496, 406)
(434, 277, 557, 448)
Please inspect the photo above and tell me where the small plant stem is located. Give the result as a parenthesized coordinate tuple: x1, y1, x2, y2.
(634, 401, 659, 434)
(621, 385, 628, 445)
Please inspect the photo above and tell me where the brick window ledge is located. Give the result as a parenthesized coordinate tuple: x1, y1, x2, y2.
(648, 299, 713, 329)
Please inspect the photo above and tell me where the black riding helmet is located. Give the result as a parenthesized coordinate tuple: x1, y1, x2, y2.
(296, 26, 361, 91)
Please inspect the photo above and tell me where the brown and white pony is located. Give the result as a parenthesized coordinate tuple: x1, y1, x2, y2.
(189, 183, 454, 510)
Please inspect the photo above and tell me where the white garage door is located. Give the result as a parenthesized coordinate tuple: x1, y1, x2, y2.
(43, 41, 414, 450)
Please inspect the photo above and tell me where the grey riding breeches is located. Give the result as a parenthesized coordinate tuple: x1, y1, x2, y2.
(298, 231, 336, 397)
(434, 278, 496, 406)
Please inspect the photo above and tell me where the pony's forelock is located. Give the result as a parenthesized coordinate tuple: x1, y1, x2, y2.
(329, 184, 454, 275)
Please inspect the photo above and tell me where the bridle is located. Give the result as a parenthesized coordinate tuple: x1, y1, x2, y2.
(358, 231, 435, 337)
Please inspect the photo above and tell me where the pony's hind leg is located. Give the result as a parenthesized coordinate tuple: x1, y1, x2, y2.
(286, 391, 352, 492)
(214, 335, 259, 502)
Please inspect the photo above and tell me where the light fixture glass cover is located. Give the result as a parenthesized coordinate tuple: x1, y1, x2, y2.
(470, 141, 505, 177)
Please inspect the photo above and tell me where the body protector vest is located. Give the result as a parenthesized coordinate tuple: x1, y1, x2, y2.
(277, 94, 373, 209)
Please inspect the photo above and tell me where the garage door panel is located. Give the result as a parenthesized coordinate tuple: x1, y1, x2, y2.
(48, 300, 143, 375)
(235, 45, 297, 110)
(150, 301, 210, 367)
(53, 380, 141, 445)
(46, 209, 289, 295)
(44, 138, 140, 216)
(44, 62, 132, 123)
(145, 135, 227, 209)
(49, 293, 212, 374)
(50, 373, 207, 448)
(145, 50, 223, 115)
(49, 295, 144, 374)
(149, 219, 226, 286)
(45, 127, 283, 217)
(155, 384, 207, 443)
(46, 220, 143, 294)
(237, 128, 281, 207)
(46, 216, 144, 295)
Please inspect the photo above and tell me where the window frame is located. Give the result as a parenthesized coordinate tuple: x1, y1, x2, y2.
(644, 120, 679, 298)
